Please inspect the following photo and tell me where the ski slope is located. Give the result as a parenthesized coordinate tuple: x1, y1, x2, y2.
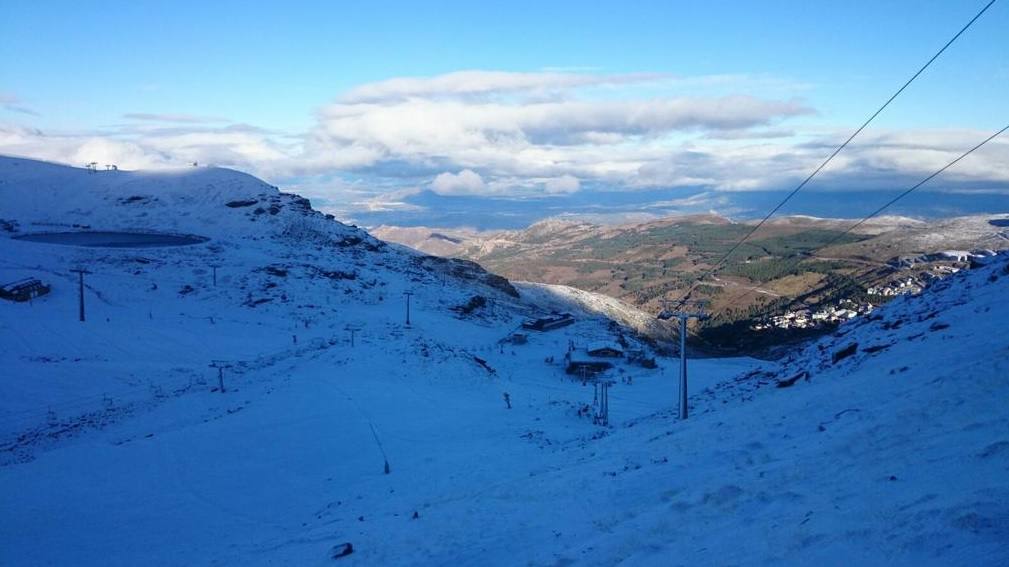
(1, 156, 1007, 565)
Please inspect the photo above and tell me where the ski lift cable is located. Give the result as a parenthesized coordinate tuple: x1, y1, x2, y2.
(705, 123, 1009, 319)
(667, 0, 999, 311)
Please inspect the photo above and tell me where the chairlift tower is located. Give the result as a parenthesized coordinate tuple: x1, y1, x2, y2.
(403, 291, 414, 327)
(209, 360, 233, 393)
(69, 268, 92, 322)
(658, 299, 709, 420)
(345, 323, 364, 347)
(208, 263, 221, 287)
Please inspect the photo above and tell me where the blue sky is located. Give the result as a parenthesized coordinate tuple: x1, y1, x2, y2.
(1, 1, 1007, 226)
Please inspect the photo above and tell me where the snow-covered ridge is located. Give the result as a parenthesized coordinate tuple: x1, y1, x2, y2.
(0, 155, 339, 240)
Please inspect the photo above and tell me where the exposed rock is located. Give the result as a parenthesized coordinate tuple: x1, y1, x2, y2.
(831, 343, 858, 364)
(225, 199, 258, 208)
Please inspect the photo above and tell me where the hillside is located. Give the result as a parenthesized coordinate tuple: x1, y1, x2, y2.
(0, 156, 661, 431)
(1, 157, 1007, 565)
(374, 213, 1009, 352)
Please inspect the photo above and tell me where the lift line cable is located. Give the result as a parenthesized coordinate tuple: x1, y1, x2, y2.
(669, 0, 999, 311)
(706, 123, 1009, 320)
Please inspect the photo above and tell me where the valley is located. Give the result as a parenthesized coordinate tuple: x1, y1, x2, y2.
(374, 213, 1009, 353)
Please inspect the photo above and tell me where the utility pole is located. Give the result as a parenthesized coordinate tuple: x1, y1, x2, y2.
(209, 263, 220, 287)
(209, 360, 232, 393)
(345, 324, 363, 347)
(658, 300, 708, 420)
(70, 268, 92, 322)
(403, 291, 414, 327)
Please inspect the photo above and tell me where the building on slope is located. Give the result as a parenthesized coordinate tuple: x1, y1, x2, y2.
(522, 313, 575, 332)
(0, 278, 50, 302)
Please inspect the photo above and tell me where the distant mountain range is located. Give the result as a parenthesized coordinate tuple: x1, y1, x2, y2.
(343, 185, 1009, 230)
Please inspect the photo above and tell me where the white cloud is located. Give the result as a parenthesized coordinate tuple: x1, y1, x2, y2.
(340, 70, 662, 103)
(311, 95, 810, 167)
(122, 113, 228, 124)
(431, 169, 486, 195)
(1, 70, 1006, 205)
(0, 122, 292, 173)
(544, 174, 580, 194)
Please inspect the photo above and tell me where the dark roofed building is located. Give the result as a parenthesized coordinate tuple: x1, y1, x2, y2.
(564, 349, 612, 377)
(587, 344, 623, 358)
(0, 278, 50, 302)
(522, 313, 575, 332)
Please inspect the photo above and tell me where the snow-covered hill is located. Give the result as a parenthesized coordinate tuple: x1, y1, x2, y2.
(0, 156, 644, 429)
(1, 156, 1007, 565)
(516, 280, 676, 342)
(0, 156, 300, 238)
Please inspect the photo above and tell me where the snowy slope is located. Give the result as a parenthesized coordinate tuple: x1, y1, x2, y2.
(0, 156, 295, 238)
(0, 156, 546, 428)
(516, 280, 676, 342)
(1, 157, 1007, 566)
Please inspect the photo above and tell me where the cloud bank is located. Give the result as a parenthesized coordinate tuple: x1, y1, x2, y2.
(1, 71, 1007, 210)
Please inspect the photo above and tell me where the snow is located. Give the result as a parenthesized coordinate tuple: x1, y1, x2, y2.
(1, 156, 1008, 565)
(517, 281, 675, 341)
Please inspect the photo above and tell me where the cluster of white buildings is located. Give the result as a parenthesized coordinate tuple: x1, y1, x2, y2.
(752, 299, 874, 332)
(867, 265, 963, 297)
(751, 262, 973, 332)
(867, 277, 922, 297)
(747, 248, 1009, 334)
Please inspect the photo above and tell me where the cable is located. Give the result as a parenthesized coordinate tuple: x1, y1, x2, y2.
(705, 123, 1008, 319)
(668, 0, 999, 310)
(820, 124, 1009, 246)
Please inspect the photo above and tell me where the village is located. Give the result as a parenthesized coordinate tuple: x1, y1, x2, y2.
(749, 261, 970, 332)
(750, 299, 875, 332)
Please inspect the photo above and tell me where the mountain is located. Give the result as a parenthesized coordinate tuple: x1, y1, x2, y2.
(368, 225, 478, 257)
(375, 212, 1009, 352)
(2, 156, 1008, 565)
(349, 187, 1009, 231)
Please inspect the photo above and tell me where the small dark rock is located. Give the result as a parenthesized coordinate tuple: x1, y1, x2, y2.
(776, 371, 809, 389)
(320, 269, 356, 281)
(264, 266, 288, 277)
(330, 542, 353, 559)
(831, 343, 858, 364)
(453, 295, 487, 315)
